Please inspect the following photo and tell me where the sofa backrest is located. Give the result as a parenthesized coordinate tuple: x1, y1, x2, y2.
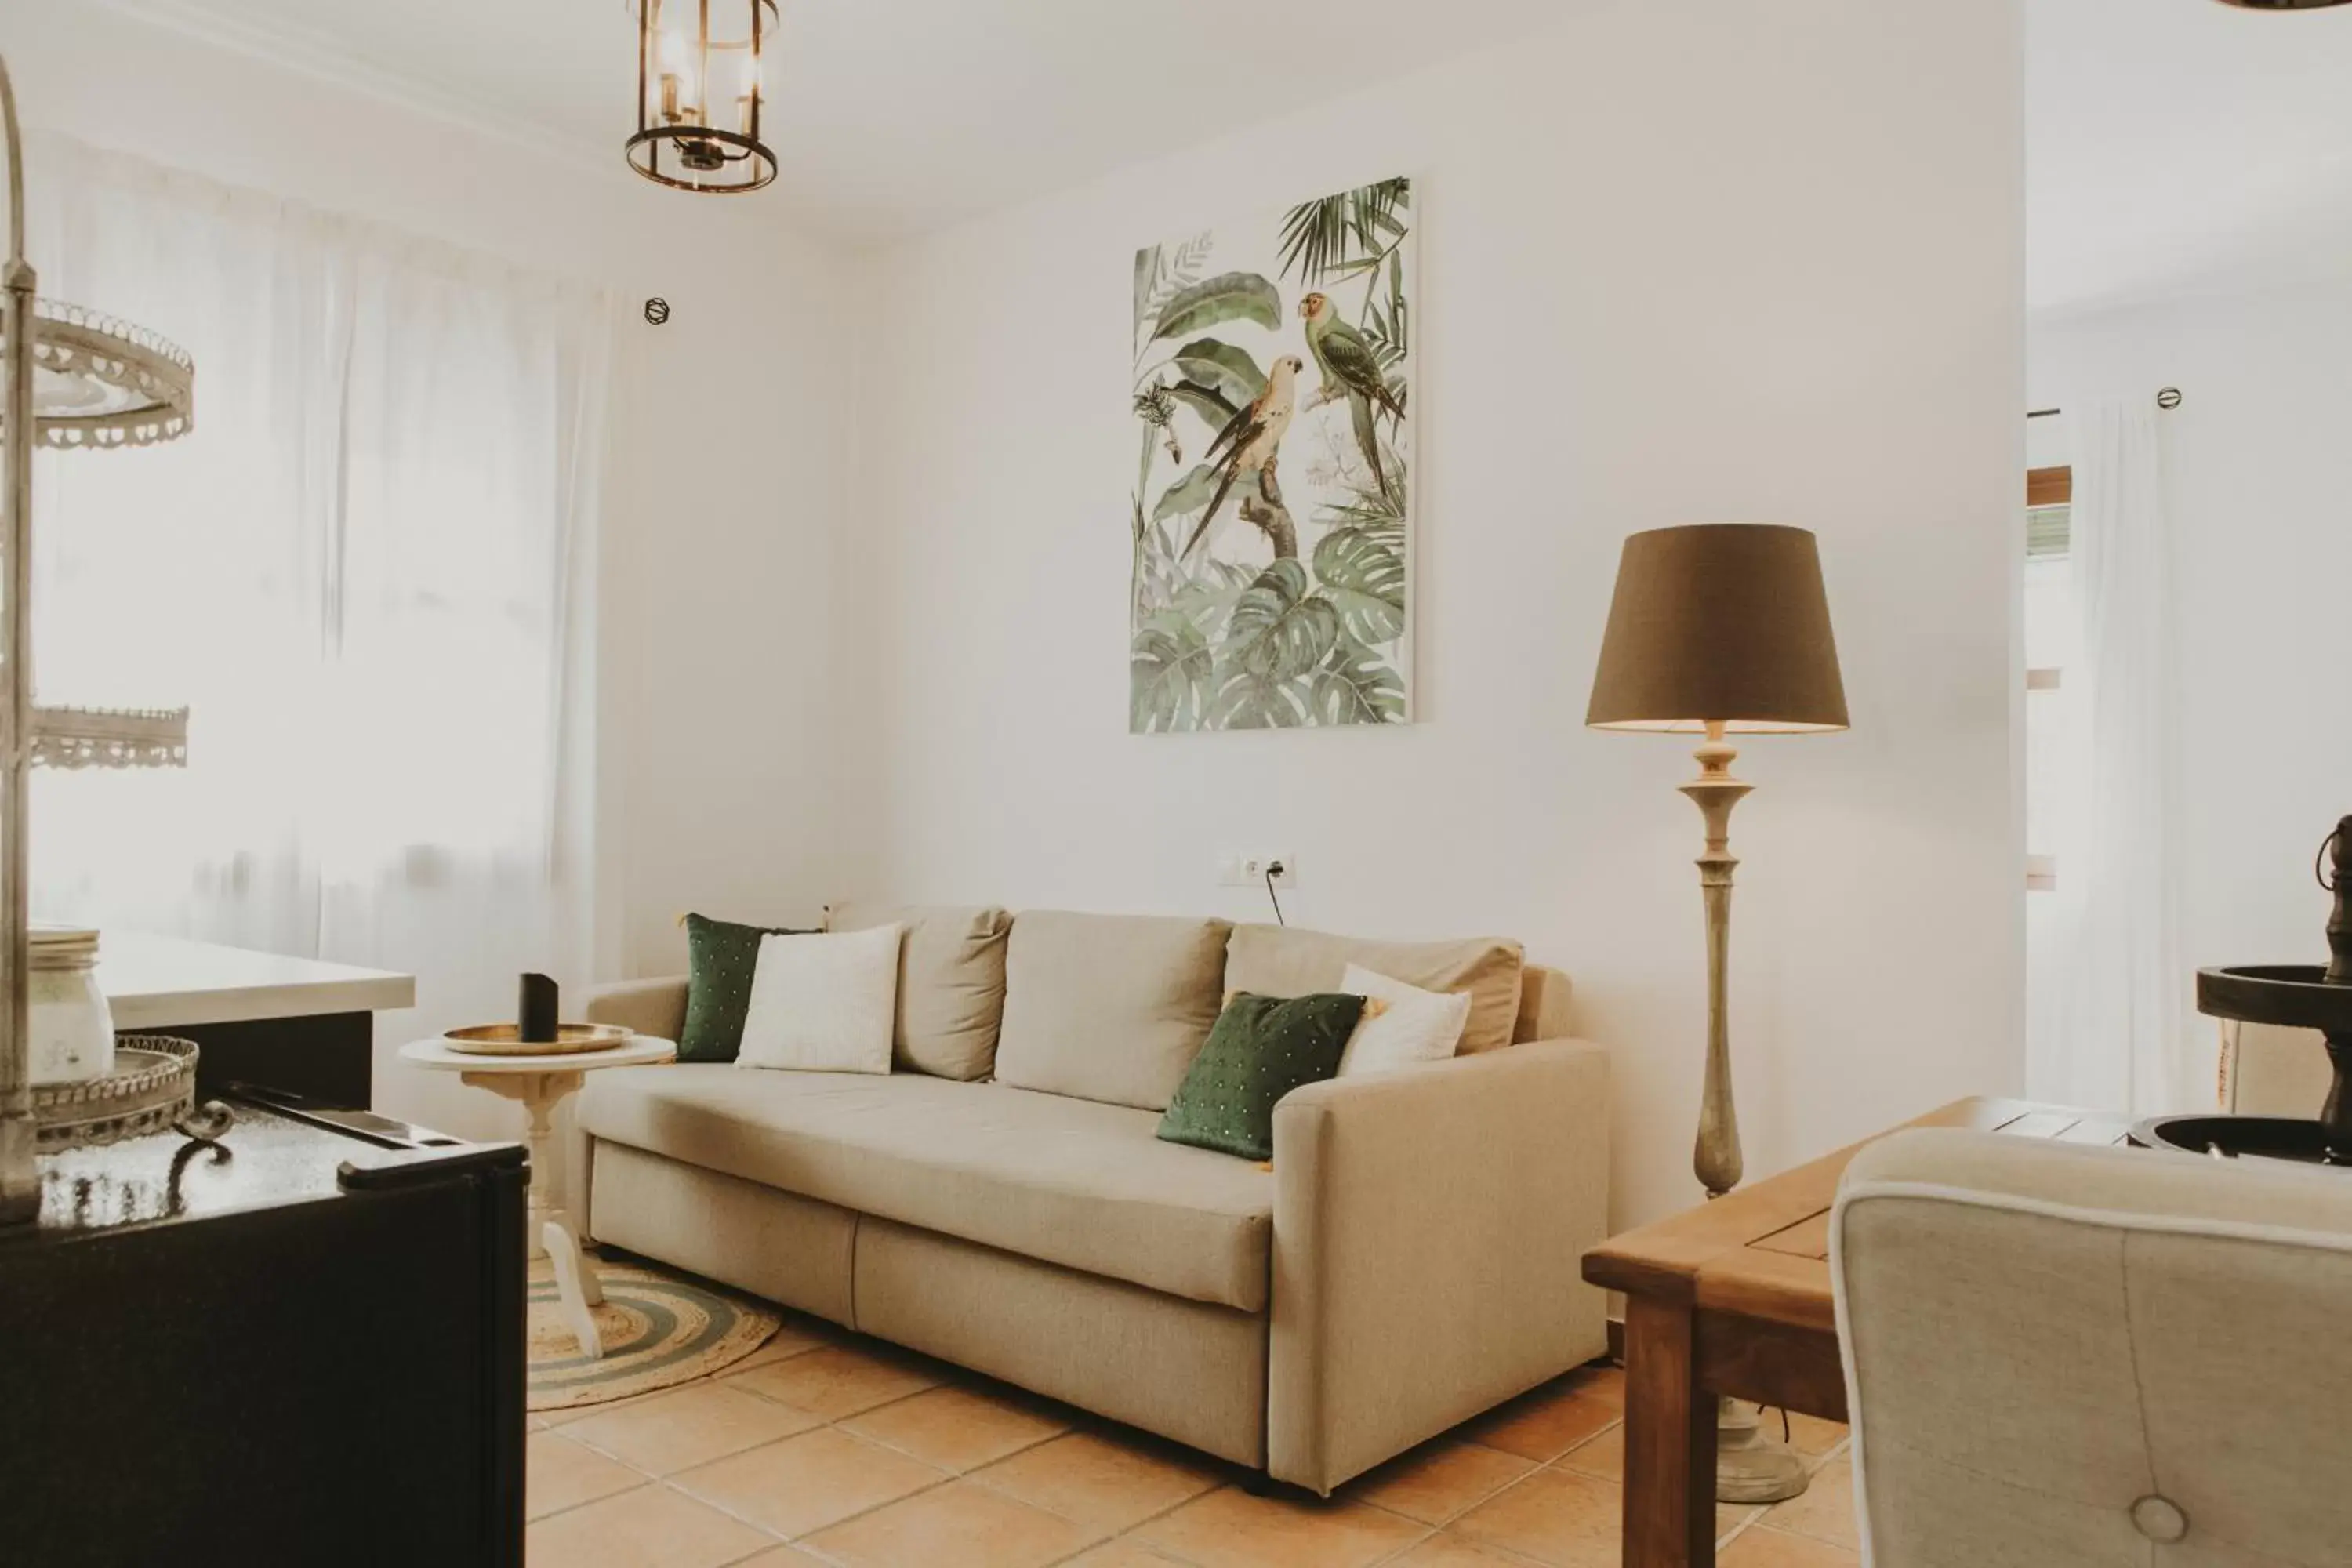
(1224, 923, 1526, 1055)
(829, 902, 1011, 1081)
(1515, 964, 1573, 1044)
(834, 905, 1567, 1099)
(993, 910, 1231, 1111)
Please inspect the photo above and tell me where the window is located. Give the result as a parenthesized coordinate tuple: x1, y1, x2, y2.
(26, 134, 610, 1059)
(2024, 465, 2072, 892)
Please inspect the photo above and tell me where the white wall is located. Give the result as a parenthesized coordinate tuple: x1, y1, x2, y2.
(1, 5, 874, 1137)
(860, 0, 2027, 1229)
(1, 2, 2031, 1224)
(2032, 281, 2352, 1027)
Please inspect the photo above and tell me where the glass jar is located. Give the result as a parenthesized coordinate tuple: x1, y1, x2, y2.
(30, 924, 114, 1085)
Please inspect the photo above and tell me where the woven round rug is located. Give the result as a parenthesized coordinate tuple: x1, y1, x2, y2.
(528, 1256, 779, 1412)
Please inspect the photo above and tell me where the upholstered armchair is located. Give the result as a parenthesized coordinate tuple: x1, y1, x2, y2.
(1831, 1127, 2352, 1566)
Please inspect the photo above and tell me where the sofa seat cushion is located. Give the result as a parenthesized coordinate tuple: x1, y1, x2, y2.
(578, 1065, 1273, 1311)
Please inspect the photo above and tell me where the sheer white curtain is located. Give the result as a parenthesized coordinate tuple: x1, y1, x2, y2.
(2027, 399, 2184, 1112)
(23, 135, 614, 1135)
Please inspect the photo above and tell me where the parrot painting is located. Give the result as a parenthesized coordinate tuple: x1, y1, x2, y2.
(1299, 290, 1406, 500)
(1182, 354, 1304, 561)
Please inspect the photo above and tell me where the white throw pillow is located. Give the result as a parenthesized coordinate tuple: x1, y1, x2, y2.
(1338, 961, 1472, 1076)
(735, 925, 903, 1074)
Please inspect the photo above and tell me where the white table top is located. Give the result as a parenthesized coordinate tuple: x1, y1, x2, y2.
(96, 931, 417, 1030)
(399, 1036, 675, 1073)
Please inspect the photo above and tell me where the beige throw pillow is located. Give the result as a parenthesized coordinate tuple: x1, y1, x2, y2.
(1338, 963, 1473, 1076)
(735, 926, 902, 1075)
(829, 902, 1011, 1080)
(1222, 923, 1525, 1054)
(994, 911, 1231, 1110)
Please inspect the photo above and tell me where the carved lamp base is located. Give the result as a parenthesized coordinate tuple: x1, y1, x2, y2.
(1717, 1397, 1811, 1504)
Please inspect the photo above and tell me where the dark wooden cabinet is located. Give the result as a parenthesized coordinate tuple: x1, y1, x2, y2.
(0, 1101, 527, 1567)
(176, 1009, 379, 1109)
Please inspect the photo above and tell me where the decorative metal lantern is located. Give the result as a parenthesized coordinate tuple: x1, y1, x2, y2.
(627, 0, 780, 194)
(0, 56, 200, 1224)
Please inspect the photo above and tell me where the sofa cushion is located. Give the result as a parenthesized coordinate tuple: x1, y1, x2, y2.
(680, 912, 817, 1062)
(829, 902, 1012, 1081)
(1338, 963, 1473, 1076)
(994, 911, 1231, 1111)
(735, 926, 901, 1076)
(1159, 992, 1365, 1161)
(1224, 924, 1525, 1054)
(578, 1065, 1272, 1310)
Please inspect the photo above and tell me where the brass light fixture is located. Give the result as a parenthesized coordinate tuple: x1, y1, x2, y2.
(627, 0, 779, 194)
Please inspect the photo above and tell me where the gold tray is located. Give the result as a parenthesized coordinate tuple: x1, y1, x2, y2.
(441, 1022, 633, 1057)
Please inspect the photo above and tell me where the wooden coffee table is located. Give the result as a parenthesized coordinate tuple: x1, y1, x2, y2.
(1583, 1096, 2132, 1567)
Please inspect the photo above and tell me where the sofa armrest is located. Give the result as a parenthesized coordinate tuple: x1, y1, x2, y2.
(572, 976, 688, 1236)
(585, 975, 689, 1042)
(1268, 1039, 1611, 1494)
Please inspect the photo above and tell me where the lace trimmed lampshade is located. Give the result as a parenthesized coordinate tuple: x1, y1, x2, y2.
(0, 298, 196, 766)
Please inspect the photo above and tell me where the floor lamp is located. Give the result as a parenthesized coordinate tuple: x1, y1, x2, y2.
(1585, 523, 1849, 1503)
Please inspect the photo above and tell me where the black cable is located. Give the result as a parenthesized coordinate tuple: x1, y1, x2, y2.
(1264, 865, 1286, 926)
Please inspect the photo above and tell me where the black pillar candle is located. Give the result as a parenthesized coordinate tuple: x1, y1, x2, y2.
(519, 973, 559, 1044)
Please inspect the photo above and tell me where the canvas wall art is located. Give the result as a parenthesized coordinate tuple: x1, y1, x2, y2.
(1130, 176, 1414, 732)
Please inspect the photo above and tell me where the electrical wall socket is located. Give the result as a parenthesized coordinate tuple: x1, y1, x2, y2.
(1218, 853, 1298, 889)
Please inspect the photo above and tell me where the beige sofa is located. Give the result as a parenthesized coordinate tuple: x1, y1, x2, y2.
(572, 908, 1610, 1494)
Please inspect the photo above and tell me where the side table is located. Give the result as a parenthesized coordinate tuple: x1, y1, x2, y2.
(398, 1033, 674, 1359)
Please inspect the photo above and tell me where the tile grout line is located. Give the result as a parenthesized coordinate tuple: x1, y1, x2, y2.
(537, 1386, 1240, 1557)
(1042, 1448, 1346, 1568)
(528, 1327, 1112, 1548)
(532, 1342, 1753, 1566)
(663, 1462, 967, 1554)
(949, 1426, 1236, 1539)
(1104, 1370, 1637, 1563)
(566, 1386, 1229, 1559)
(1541, 1412, 1627, 1481)
(1365, 1521, 1443, 1566)
(678, 1395, 1080, 1552)
(533, 1388, 947, 1540)
(1715, 1428, 1857, 1556)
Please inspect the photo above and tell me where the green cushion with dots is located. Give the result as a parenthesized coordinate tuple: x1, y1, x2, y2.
(1155, 991, 1366, 1162)
(680, 913, 817, 1063)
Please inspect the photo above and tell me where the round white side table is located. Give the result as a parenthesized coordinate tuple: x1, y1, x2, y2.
(397, 1033, 674, 1359)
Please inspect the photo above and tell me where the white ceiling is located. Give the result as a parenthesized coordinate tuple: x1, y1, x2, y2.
(108, 0, 1570, 241)
(2031, 0, 2352, 315)
(111, 0, 2352, 305)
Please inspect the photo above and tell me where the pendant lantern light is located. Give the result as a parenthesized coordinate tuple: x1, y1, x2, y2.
(628, 0, 779, 194)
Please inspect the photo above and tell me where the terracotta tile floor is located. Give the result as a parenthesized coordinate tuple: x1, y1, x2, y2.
(528, 1306, 1859, 1568)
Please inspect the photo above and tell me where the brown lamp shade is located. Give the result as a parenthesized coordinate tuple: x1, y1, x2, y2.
(1586, 524, 1849, 734)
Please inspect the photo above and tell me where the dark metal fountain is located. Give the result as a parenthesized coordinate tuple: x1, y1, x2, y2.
(2136, 815, 2352, 1165)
